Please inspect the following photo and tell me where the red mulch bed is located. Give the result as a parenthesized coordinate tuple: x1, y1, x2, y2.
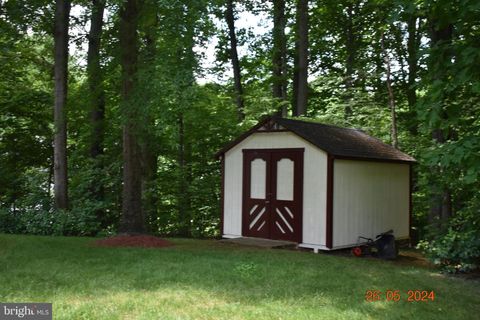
(95, 235, 173, 248)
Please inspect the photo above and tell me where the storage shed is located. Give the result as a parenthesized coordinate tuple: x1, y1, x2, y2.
(216, 116, 416, 252)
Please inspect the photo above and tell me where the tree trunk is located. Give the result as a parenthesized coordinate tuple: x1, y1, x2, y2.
(141, 130, 158, 223)
(292, 44, 299, 114)
(141, 22, 159, 225)
(88, 0, 105, 159)
(272, 0, 287, 116)
(174, 4, 197, 237)
(225, 0, 245, 121)
(118, 0, 145, 234)
(381, 32, 398, 149)
(406, 13, 422, 135)
(428, 20, 454, 224)
(391, 24, 408, 88)
(177, 113, 190, 236)
(406, 14, 418, 111)
(87, 0, 106, 226)
(53, 0, 71, 210)
(344, 2, 356, 119)
(293, 0, 308, 116)
(47, 156, 53, 200)
(429, 127, 453, 225)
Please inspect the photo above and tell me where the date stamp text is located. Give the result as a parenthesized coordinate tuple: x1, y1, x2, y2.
(365, 290, 435, 302)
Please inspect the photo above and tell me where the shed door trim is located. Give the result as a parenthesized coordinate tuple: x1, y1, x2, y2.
(242, 148, 304, 242)
(326, 154, 334, 249)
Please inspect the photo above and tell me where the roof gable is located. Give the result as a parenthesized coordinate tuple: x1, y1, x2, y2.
(216, 116, 416, 163)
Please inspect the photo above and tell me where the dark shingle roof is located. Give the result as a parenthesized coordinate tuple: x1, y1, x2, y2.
(275, 117, 416, 163)
(216, 116, 416, 163)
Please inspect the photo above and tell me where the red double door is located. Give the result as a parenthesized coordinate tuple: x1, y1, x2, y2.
(242, 148, 304, 242)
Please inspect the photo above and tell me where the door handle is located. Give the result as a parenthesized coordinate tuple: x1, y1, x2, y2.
(265, 201, 270, 204)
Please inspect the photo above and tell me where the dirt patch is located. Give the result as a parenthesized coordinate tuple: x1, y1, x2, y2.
(95, 235, 173, 248)
(450, 269, 480, 281)
(394, 249, 434, 269)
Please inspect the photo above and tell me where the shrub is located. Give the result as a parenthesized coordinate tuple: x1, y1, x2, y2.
(0, 208, 21, 234)
(0, 206, 101, 237)
(417, 203, 480, 273)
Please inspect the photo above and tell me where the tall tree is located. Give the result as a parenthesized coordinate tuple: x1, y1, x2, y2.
(381, 31, 398, 149)
(292, 0, 309, 116)
(177, 112, 190, 236)
(175, 4, 198, 237)
(272, 0, 287, 116)
(225, 0, 245, 120)
(427, 11, 454, 224)
(343, 1, 357, 119)
(88, 0, 105, 159)
(139, 2, 160, 228)
(118, 0, 145, 233)
(406, 11, 419, 111)
(405, 3, 422, 134)
(53, 0, 71, 210)
(87, 0, 106, 222)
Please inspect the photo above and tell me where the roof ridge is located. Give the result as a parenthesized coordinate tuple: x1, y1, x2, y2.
(274, 116, 361, 132)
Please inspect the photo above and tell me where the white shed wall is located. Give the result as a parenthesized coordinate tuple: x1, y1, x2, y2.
(332, 160, 410, 248)
(223, 131, 328, 246)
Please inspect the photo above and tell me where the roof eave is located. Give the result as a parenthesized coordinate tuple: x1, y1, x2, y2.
(331, 154, 417, 164)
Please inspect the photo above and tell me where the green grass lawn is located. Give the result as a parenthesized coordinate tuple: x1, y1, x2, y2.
(0, 234, 478, 320)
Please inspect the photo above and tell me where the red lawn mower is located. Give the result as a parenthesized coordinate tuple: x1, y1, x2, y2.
(351, 229, 398, 260)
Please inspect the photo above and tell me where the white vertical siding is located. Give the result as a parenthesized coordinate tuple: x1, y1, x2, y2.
(223, 131, 328, 245)
(332, 160, 410, 248)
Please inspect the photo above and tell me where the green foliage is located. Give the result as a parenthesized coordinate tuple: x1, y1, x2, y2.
(145, 83, 239, 238)
(0, 32, 53, 208)
(0, 208, 19, 234)
(414, 0, 480, 258)
(307, 75, 395, 145)
(0, 166, 102, 236)
(68, 154, 123, 232)
(0, 208, 100, 237)
(27, 208, 99, 236)
(418, 199, 480, 273)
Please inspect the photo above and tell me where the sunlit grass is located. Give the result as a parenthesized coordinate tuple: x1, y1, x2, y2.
(0, 234, 478, 319)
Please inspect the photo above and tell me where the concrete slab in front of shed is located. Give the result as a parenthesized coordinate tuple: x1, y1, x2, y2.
(220, 237, 297, 249)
